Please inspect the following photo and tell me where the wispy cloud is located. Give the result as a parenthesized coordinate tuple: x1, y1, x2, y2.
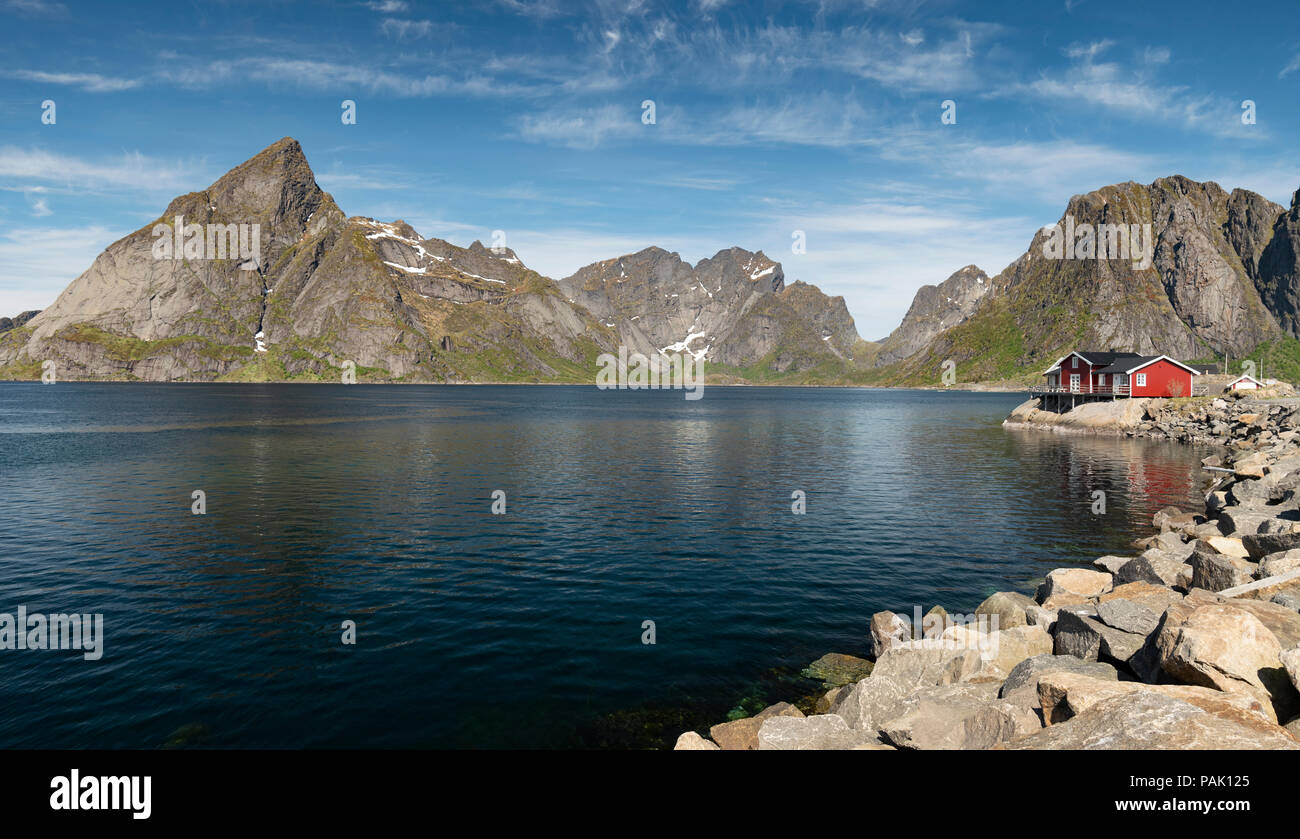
(3, 0, 67, 17)
(0, 225, 124, 314)
(6, 69, 140, 92)
(516, 94, 877, 149)
(157, 57, 531, 98)
(1281, 54, 1300, 78)
(1004, 49, 1257, 140)
(0, 147, 207, 192)
(379, 18, 435, 40)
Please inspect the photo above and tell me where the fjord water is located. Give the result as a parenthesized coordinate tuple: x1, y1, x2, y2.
(0, 384, 1213, 748)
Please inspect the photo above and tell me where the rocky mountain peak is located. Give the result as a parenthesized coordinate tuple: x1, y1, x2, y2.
(872, 264, 991, 366)
(0, 138, 868, 384)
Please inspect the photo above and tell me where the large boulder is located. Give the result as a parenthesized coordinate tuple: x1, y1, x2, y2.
(1093, 555, 1132, 575)
(975, 591, 1037, 630)
(870, 637, 986, 688)
(1095, 597, 1162, 636)
(1036, 568, 1113, 609)
(869, 610, 912, 658)
(756, 714, 881, 750)
(1259, 550, 1300, 578)
(1234, 451, 1270, 478)
(1114, 554, 1186, 588)
(1098, 581, 1181, 614)
(976, 624, 1054, 680)
(708, 702, 805, 750)
(1000, 692, 1300, 750)
(1217, 507, 1274, 538)
(828, 674, 913, 734)
(1053, 609, 1145, 664)
(1189, 549, 1256, 592)
(998, 654, 1118, 710)
(1204, 536, 1250, 558)
(673, 731, 719, 750)
(1036, 671, 1277, 726)
(877, 683, 1040, 750)
(1243, 531, 1300, 560)
(801, 653, 873, 688)
(829, 630, 1001, 734)
(1156, 602, 1298, 718)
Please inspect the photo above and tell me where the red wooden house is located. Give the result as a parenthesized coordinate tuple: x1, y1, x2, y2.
(1037, 350, 1202, 408)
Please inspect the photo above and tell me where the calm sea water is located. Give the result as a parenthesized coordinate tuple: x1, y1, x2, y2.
(0, 384, 1213, 748)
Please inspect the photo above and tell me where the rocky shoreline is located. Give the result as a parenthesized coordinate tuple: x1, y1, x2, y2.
(674, 388, 1300, 750)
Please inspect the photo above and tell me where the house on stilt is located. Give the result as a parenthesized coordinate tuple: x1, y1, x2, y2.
(1030, 350, 1205, 412)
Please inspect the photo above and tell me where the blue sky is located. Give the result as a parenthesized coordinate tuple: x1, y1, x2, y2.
(1, 0, 1298, 340)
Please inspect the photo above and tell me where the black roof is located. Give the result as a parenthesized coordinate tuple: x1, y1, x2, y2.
(1094, 355, 1162, 374)
(1075, 351, 1143, 366)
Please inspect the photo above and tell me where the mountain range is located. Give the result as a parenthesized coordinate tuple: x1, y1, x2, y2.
(0, 138, 866, 384)
(3, 137, 1300, 386)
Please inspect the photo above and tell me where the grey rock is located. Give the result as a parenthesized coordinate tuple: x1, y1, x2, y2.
(1054, 609, 1146, 664)
(1272, 593, 1300, 612)
(868, 610, 912, 658)
(1001, 692, 1300, 750)
(998, 654, 1118, 710)
(1189, 549, 1256, 592)
(1096, 598, 1161, 636)
(1244, 531, 1300, 560)
(756, 714, 879, 750)
(877, 683, 1039, 750)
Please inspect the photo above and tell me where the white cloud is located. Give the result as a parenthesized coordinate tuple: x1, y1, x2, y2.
(158, 57, 530, 98)
(1142, 46, 1171, 65)
(516, 104, 640, 149)
(1007, 55, 1256, 140)
(6, 69, 140, 92)
(3, 0, 67, 17)
(380, 18, 435, 40)
(1065, 40, 1113, 60)
(0, 225, 123, 314)
(0, 147, 208, 192)
(516, 94, 877, 149)
(1281, 54, 1300, 78)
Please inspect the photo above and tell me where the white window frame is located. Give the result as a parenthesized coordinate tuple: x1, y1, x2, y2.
(1098, 373, 1106, 387)
(1135, 372, 1147, 387)
(1070, 374, 1080, 392)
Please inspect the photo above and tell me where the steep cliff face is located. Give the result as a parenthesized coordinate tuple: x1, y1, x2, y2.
(4, 138, 345, 380)
(0, 138, 862, 383)
(873, 265, 990, 367)
(1255, 189, 1300, 336)
(877, 176, 1293, 383)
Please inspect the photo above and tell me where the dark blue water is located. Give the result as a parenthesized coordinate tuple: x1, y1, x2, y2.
(0, 384, 1213, 748)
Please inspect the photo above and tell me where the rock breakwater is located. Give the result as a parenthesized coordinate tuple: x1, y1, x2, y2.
(675, 389, 1300, 750)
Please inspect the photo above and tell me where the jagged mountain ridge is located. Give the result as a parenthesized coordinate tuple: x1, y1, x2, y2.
(872, 265, 990, 367)
(0, 138, 863, 383)
(875, 175, 1300, 383)
(557, 246, 863, 370)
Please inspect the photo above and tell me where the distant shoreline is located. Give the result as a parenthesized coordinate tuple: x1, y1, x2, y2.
(0, 378, 1031, 393)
